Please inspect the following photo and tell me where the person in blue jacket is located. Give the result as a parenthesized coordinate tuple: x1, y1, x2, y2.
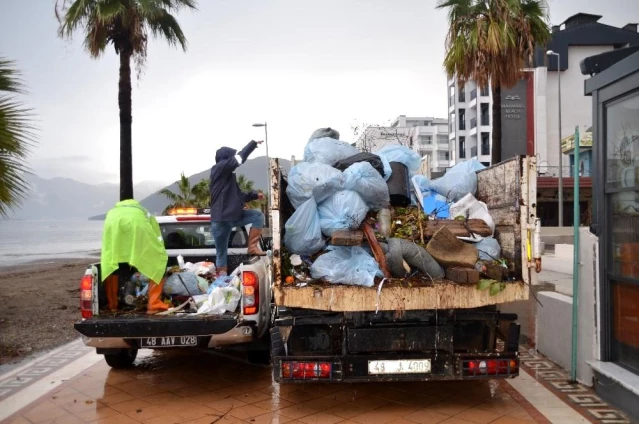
(210, 140, 266, 276)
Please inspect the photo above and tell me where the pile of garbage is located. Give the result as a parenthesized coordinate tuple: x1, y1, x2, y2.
(283, 128, 510, 294)
(117, 258, 242, 316)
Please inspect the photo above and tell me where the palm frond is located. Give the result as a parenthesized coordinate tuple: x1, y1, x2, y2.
(0, 59, 37, 217)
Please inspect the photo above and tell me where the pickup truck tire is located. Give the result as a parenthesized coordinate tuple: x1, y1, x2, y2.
(270, 327, 286, 357)
(103, 349, 138, 369)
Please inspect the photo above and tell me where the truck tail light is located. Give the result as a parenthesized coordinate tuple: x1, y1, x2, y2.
(242, 271, 259, 315)
(281, 361, 332, 379)
(80, 274, 93, 319)
(463, 358, 519, 377)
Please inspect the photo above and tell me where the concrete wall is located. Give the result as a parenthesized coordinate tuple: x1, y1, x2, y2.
(533, 228, 599, 385)
(537, 291, 573, 371)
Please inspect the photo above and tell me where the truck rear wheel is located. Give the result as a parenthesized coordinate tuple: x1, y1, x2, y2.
(270, 327, 286, 358)
(103, 349, 138, 369)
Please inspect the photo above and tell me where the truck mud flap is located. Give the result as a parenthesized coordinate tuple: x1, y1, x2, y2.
(75, 316, 238, 338)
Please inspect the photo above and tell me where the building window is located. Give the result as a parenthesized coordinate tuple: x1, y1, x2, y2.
(458, 89, 465, 102)
(481, 133, 490, 155)
(481, 161, 490, 167)
(459, 109, 466, 130)
(459, 137, 466, 158)
(481, 104, 490, 125)
(437, 135, 448, 145)
(604, 91, 639, 374)
(438, 151, 450, 161)
(420, 135, 432, 145)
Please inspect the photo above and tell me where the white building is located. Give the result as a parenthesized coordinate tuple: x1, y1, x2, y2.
(447, 81, 492, 167)
(356, 115, 451, 174)
(447, 13, 639, 174)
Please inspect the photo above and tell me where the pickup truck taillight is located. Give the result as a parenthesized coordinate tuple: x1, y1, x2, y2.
(242, 271, 259, 315)
(80, 274, 93, 319)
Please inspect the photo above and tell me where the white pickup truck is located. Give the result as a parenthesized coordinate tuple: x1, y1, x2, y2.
(74, 208, 272, 368)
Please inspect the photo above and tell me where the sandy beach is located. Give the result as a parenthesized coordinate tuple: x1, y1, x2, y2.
(0, 256, 98, 366)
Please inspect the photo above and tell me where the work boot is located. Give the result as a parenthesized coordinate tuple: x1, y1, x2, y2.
(147, 279, 169, 314)
(216, 267, 228, 277)
(248, 227, 266, 256)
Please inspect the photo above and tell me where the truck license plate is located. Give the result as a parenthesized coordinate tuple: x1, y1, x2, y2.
(368, 359, 431, 375)
(139, 336, 197, 348)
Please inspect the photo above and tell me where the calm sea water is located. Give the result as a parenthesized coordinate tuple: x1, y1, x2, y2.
(0, 220, 104, 267)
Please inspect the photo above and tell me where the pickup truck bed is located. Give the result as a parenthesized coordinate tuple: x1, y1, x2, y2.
(270, 156, 538, 312)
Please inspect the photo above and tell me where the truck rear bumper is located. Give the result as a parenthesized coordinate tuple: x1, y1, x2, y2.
(272, 353, 520, 383)
(75, 317, 254, 349)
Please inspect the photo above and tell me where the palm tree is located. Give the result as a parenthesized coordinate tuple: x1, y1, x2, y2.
(0, 58, 36, 217)
(159, 173, 208, 213)
(237, 174, 265, 210)
(56, 0, 197, 201)
(437, 0, 550, 164)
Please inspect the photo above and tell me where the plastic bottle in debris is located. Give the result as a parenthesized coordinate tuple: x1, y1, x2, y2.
(378, 208, 392, 238)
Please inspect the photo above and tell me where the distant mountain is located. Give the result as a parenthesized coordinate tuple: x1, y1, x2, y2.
(2, 175, 167, 221)
(139, 156, 292, 215)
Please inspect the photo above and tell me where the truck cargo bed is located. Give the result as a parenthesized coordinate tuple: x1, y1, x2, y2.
(269, 156, 538, 312)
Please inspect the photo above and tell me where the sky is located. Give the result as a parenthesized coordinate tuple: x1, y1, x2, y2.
(1, 0, 638, 185)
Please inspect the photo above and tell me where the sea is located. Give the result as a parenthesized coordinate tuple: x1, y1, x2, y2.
(0, 220, 104, 267)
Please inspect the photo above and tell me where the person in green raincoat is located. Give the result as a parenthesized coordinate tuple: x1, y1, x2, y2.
(101, 200, 169, 313)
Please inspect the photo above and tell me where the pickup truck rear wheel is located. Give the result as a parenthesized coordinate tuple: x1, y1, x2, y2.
(103, 349, 138, 369)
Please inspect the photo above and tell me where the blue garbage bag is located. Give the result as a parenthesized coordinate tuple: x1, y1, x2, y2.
(284, 198, 325, 256)
(310, 246, 382, 287)
(318, 190, 369, 237)
(376, 144, 422, 173)
(476, 237, 501, 261)
(304, 137, 359, 165)
(343, 162, 390, 211)
(422, 191, 450, 218)
(286, 162, 344, 209)
(380, 155, 392, 181)
(429, 158, 486, 202)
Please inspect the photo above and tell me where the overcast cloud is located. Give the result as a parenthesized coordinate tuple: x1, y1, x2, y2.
(0, 0, 637, 184)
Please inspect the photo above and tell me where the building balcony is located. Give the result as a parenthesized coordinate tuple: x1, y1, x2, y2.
(470, 117, 477, 129)
(470, 88, 477, 101)
(471, 146, 478, 157)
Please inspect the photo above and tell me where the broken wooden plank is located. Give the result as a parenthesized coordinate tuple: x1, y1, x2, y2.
(445, 267, 480, 284)
(423, 219, 492, 238)
(426, 226, 479, 268)
(274, 281, 528, 312)
(331, 230, 364, 246)
(362, 223, 391, 278)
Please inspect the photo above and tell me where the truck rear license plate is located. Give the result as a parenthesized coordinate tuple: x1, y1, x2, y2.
(368, 360, 431, 375)
(139, 336, 197, 348)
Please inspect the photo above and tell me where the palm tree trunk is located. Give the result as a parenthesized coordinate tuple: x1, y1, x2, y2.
(491, 84, 502, 165)
(118, 50, 134, 200)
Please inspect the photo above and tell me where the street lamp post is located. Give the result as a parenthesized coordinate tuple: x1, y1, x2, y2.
(252, 122, 270, 211)
(547, 50, 564, 227)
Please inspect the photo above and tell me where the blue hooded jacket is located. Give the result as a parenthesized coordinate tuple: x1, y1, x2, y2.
(209, 141, 259, 221)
